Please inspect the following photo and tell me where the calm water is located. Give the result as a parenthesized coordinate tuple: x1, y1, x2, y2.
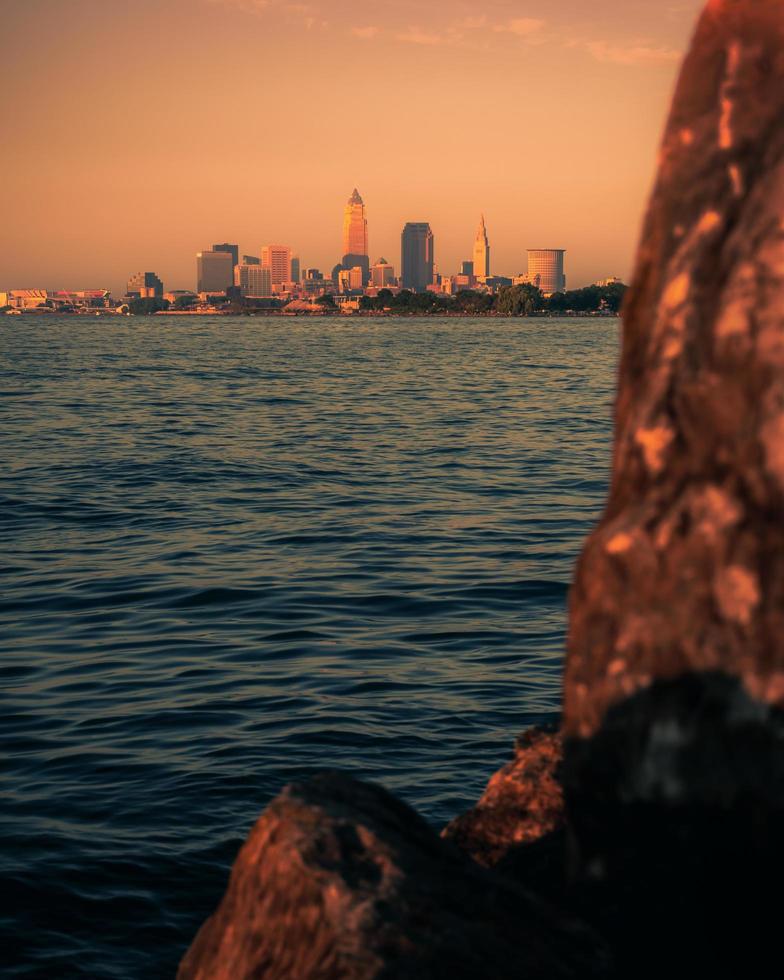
(1, 316, 618, 978)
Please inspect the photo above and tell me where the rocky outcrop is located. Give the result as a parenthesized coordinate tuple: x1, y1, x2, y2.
(564, 0, 784, 740)
(558, 2, 784, 972)
(442, 728, 563, 867)
(177, 772, 606, 980)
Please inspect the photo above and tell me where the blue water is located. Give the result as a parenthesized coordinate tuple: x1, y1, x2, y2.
(1, 316, 618, 978)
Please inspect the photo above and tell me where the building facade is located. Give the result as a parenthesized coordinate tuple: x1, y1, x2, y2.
(342, 189, 370, 286)
(127, 272, 163, 298)
(290, 256, 301, 283)
(371, 258, 396, 287)
(243, 255, 261, 266)
(235, 264, 272, 297)
(526, 250, 566, 295)
(197, 250, 234, 293)
(401, 223, 434, 292)
(343, 188, 368, 259)
(261, 245, 292, 287)
(213, 243, 239, 269)
(473, 215, 490, 278)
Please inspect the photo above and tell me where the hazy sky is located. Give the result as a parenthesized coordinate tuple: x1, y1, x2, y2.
(0, 0, 704, 294)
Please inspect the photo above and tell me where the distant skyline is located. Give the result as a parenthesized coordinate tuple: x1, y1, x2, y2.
(1, 0, 703, 296)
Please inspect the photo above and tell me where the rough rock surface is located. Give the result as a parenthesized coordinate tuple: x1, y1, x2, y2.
(558, 2, 784, 971)
(177, 772, 606, 980)
(564, 0, 784, 740)
(442, 727, 563, 867)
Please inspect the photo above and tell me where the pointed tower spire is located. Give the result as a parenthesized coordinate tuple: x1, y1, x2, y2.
(473, 214, 490, 278)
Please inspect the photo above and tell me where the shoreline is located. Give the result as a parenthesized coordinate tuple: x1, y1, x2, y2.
(3, 309, 621, 320)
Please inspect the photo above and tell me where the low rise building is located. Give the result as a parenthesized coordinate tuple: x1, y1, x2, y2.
(127, 272, 163, 298)
(164, 290, 198, 306)
(50, 290, 112, 308)
(235, 264, 272, 298)
(8, 289, 48, 309)
(371, 258, 396, 287)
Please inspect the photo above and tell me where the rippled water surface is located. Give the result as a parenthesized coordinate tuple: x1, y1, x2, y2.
(1, 316, 618, 977)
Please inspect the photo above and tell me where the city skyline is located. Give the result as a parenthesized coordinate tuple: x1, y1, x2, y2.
(0, 0, 703, 297)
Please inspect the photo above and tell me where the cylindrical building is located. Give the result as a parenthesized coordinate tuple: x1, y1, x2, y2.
(526, 249, 566, 295)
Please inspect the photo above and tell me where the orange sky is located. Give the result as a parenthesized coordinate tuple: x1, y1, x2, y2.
(0, 0, 704, 294)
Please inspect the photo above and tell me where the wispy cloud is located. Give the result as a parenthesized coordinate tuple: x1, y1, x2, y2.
(206, 0, 271, 15)
(206, 0, 326, 28)
(395, 16, 495, 48)
(396, 27, 444, 46)
(495, 17, 545, 38)
(351, 26, 380, 40)
(571, 38, 682, 66)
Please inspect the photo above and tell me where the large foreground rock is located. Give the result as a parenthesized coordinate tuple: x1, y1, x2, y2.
(178, 772, 605, 980)
(564, 0, 784, 739)
(559, 1, 784, 972)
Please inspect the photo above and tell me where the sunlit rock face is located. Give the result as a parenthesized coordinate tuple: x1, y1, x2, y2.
(177, 772, 606, 980)
(565, 0, 784, 739)
(443, 728, 563, 867)
(561, 2, 784, 971)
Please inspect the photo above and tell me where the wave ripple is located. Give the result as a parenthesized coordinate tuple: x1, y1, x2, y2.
(0, 316, 617, 978)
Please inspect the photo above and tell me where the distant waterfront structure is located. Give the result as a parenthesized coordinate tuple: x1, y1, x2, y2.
(213, 243, 239, 269)
(473, 215, 490, 278)
(342, 188, 370, 286)
(197, 250, 234, 293)
(595, 276, 624, 287)
(243, 255, 260, 266)
(4, 289, 110, 310)
(261, 245, 292, 287)
(126, 272, 163, 298)
(401, 223, 434, 292)
(371, 258, 396, 288)
(164, 290, 197, 306)
(235, 263, 272, 298)
(526, 249, 566, 295)
(291, 256, 301, 284)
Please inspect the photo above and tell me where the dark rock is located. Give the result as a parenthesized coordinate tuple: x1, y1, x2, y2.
(178, 772, 608, 980)
(563, 673, 784, 975)
(443, 727, 564, 867)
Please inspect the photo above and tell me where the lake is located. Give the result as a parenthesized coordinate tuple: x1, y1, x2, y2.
(1, 316, 618, 978)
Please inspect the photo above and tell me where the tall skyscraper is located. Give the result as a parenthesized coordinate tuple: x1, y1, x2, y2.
(291, 256, 301, 283)
(197, 250, 234, 293)
(213, 243, 239, 269)
(473, 215, 490, 278)
(342, 188, 370, 285)
(235, 264, 272, 297)
(526, 250, 566, 295)
(401, 223, 434, 292)
(126, 272, 163, 298)
(261, 245, 292, 286)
